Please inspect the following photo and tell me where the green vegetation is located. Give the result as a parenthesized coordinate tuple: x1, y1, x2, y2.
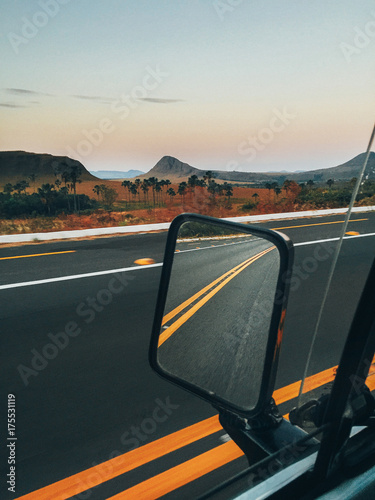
(240, 200, 258, 211)
(0, 185, 96, 218)
(1, 163, 97, 218)
(3, 170, 374, 225)
(0, 163, 100, 219)
(119, 173, 235, 210)
(93, 184, 118, 209)
(296, 178, 375, 208)
(121, 177, 174, 207)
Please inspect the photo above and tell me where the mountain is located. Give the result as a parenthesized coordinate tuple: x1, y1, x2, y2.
(1, 150, 374, 190)
(144, 153, 375, 184)
(90, 169, 145, 179)
(141, 156, 274, 183)
(142, 156, 201, 181)
(290, 153, 375, 182)
(143, 156, 280, 183)
(0, 151, 99, 185)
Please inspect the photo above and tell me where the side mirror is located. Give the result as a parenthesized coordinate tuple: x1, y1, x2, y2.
(149, 213, 294, 418)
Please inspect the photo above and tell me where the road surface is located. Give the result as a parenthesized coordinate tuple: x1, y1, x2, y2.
(1, 212, 375, 499)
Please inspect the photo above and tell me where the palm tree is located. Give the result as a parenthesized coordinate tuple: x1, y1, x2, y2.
(147, 177, 158, 207)
(178, 182, 187, 204)
(61, 163, 82, 212)
(76, 178, 82, 212)
(3, 183, 14, 195)
(188, 174, 198, 196)
(155, 181, 162, 206)
(28, 173, 37, 193)
(121, 180, 131, 204)
(60, 186, 70, 211)
(14, 181, 28, 195)
(217, 184, 225, 197)
(93, 185, 101, 200)
(270, 182, 278, 201)
(130, 183, 138, 202)
(207, 180, 218, 198)
(264, 182, 272, 200)
(162, 179, 171, 203)
(20, 180, 29, 194)
(158, 179, 166, 202)
(141, 180, 149, 204)
(134, 178, 141, 202)
(167, 187, 176, 199)
(203, 171, 214, 184)
(61, 170, 70, 188)
(38, 183, 56, 214)
(224, 183, 233, 204)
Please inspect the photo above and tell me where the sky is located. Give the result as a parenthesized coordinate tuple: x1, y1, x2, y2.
(0, 0, 374, 173)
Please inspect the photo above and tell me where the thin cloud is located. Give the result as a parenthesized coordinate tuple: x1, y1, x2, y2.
(137, 98, 184, 104)
(71, 95, 183, 104)
(72, 94, 116, 103)
(4, 88, 54, 97)
(0, 102, 28, 108)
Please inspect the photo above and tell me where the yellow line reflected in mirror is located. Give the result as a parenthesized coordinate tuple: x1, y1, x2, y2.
(162, 256, 259, 325)
(158, 246, 275, 347)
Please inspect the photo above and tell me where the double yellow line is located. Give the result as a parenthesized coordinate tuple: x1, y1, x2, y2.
(158, 246, 275, 346)
(19, 361, 375, 500)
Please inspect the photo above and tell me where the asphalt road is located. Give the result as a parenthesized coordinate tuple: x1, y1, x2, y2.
(1, 212, 375, 499)
(158, 237, 279, 409)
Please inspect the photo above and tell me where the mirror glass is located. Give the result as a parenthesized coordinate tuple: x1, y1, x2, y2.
(156, 220, 281, 411)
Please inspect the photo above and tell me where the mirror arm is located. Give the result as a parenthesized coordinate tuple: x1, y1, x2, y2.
(218, 400, 317, 467)
(246, 397, 283, 431)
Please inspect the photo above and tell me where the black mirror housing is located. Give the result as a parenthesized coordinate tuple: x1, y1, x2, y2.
(149, 213, 294, 419)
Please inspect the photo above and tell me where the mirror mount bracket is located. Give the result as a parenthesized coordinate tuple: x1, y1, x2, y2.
(219, 400, 315, 467)
(246, 397, 283, 431)
(213, 398, 283, 436)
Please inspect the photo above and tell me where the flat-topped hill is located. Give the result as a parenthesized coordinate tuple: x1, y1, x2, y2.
(143, 152, 375, 184)
(0, 151, 99, 186)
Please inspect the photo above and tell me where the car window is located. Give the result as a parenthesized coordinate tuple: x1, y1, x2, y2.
(294, 130, 375, 411)
(1, 1, 375, 498)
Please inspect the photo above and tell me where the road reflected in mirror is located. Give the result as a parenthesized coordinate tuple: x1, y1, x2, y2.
(156, 220, 281, 411)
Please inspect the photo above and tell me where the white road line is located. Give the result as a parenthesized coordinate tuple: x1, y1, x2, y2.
(1, 206, 373, 243)
(0, 263, 162, 291)
(1, 232, 374, 291)
(294, 232, 375, 247)
(176, 238, 257, 254)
